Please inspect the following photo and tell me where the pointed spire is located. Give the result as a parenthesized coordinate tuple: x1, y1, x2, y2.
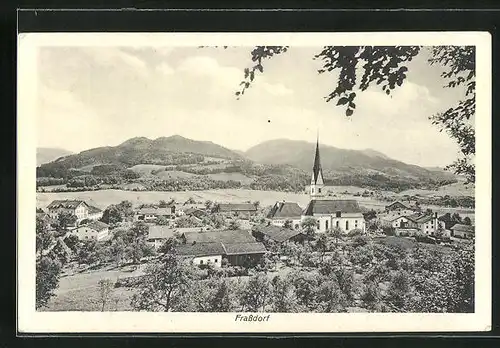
(312, 132, 323, 184)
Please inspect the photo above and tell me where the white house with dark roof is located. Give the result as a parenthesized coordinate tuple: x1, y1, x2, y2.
(301, 137, 366, 234)
(70, 220, 109, 241)
(267, 201, 303, 229)
(134, 207, 175, 222)
(47, 199, 90, 222)
(176, 242, 226, 267)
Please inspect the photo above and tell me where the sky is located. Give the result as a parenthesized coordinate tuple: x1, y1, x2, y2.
(37, 45, 467, 167)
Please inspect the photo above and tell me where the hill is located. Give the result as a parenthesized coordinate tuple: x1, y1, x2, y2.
(37, 135, 243, 177)
(245, 139, 458, 188)
(37, 147, 73, 166)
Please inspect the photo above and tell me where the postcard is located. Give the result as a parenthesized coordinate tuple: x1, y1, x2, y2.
(17, 31, 491, 333)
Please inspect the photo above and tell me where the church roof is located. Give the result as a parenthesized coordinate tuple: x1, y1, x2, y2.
(311, 138, 324, 185)
(303, 199, 362, 215)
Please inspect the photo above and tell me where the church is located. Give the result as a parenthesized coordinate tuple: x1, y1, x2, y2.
(300, 138, 366, 234)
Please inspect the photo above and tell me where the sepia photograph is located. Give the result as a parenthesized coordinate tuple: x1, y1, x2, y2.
(17, 32, 491, 333)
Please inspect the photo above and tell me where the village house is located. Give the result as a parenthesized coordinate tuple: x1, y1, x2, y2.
(384, 201, 418, 216)
(183, 208, 208, 221)
(70, 220, 110, 241)
(450, 224, 475, 239)
(380, 213, 412, 229)
(146, 225, 178, 249)
(405, 212, 446, 236)
(178, 229, 266, 267)
(47, 199, 90, 223)
(301, 138, 366, 234)
(134, 206, 175, 222)
(252, 224, 306, 244)
(223, 242, 268, 267)
(175, 203, 205, 216)
(176, 242, 226, 267)
(266, 201, 303, 229)
(216, 203, 257, 219)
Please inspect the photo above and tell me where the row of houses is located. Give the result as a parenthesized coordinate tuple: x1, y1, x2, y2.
(380, 200, 475, 239)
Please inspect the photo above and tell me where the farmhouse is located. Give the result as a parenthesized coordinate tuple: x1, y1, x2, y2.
(47, 199, 90, 222)
(183, 229, 256, 245)
(70, 220, 109, 241)
(184, 208, 208, 221)
(252, 224, 306, 244)
(301, 138, 366, 234)
(176, 242, 225, 267)
(222, 242, 267, 267)
(134, 207, 175, 222)
(380, 213, 411, 229)
(450, 224, 475, 239)
(266, 201, 303, 229)
(385, 201, 418, 216)
(216, 203, 257, 218)
(147, 225, 179, 249)
(405, 212, 444, 236)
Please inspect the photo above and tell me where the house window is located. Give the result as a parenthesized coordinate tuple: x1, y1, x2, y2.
(318, 188, 322, 193)
(336, 211, 341, 218)
(346, 221, 349, 230)
(200, 260, 204, 264)
(355, 220, 358, 228)
(214, 259, 218, 263)
(312, 187, 315, 194)
(336, 221, 339, 228)
(325, 220, 329, 230)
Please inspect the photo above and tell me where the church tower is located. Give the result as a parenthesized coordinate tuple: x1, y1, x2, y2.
(310, 135, 325, 199)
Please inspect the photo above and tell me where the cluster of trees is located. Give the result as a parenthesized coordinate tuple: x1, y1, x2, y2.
(141, 177, 241, 191)
(129, 236, 474, 313)
(101, 200, 134, 225)
(169, 164, 242, 175)
(250, 174, 309, 192)
(75, 223, 155, 266)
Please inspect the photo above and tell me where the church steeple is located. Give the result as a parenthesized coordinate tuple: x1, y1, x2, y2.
(310, 133, 325, 199)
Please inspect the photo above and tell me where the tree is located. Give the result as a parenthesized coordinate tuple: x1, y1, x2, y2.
(329, 226, 344, 247)
(98, 278, 114, 312)
(64, 234, 80, 253)
(131, 253, 197, 311)
(271, 275, 300, 312)
(158, 200, 168, 208)
(301, 217, 317, 239)
(283, 219, 293, 229)
(239, 273, 272, 312)
(204, 200, 213, 211)
(36, 256, 61, 309)
(57, 211, 77, 230)
(235, 45, 475, 182)
(315, 233, 329, 262)
(463, 217, 472, 226)
(185, 197, 196, 205)
(36, 216, 54, 256)
(227, 219, 241, 231)
(253, 201, 260, 210)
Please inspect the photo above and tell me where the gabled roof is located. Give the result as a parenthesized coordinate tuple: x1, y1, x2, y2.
(222, 242, 267, 255)
(47, 200, 87, 210)
(148, 225, 177, 240)
(183, 229, 256, 244)
(137, 207, 174, 215)
(176, 242, 226, 257)
(406, 212, 434, 224)
(380, 213, 409, 222)
(218, 203, 257, 212)
(88, 205, 102, 214)
(386, 201, 411, 209)
(303, 200, 362, 215)
(266, 201, 303, 219)
(253, 225, 304, 243)
(83, 220, 109, 232)
(450, 224, 474, 233)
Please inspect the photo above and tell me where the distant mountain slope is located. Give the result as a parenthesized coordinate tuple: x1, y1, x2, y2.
(37, 135, 243, 176)
(37, 147, 73, 166)
(245, 139, 456, 182)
